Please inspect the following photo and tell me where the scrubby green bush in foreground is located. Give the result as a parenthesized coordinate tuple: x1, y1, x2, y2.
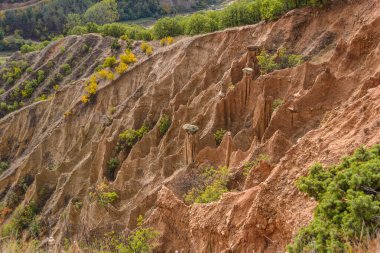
(288, 145, 380, 253)
(184, 166, 229, 204)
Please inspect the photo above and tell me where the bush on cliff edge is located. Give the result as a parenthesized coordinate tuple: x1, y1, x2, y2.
(288, 145, 380, 253)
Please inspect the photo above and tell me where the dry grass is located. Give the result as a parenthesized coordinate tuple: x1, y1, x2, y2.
(351, 232, 380, 253)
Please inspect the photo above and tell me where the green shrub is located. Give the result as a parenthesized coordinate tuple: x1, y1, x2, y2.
(117, 125, 149, 151)
(257, 48, 303, 75)
(184, 166, 229, 204)
(184, 13, 216, 36)
(260, 0, 285, 21)
(29, 219, 40, 238)
(102, 56, 117, 68)
(106, 157, 120, 180)
(94, 215, 158, 252)
(0, 161, 9, 174)
(21, 80, 38, 98)
(68, 25, 88, 35)
(34, 94, 48, 102)
(111, 39, 121, 50)
(46, 60, 54, 69)
(73, 200, 83, 210)
(153, 17, 183, 39)
(1, 61, 28, 85)
(20, 40, 50, 54)
(272, 98, 284, 111)
(220, 1, 261, 28)
(4, 189, 19, 209)
(98, 191, 118, 206)
(288, 145, 380, 253)
(158, 114, 171, 136)
(122, 215, 159, 253)
(61, 63, 72, 76)
(90, 182, 118, 207)
(83, 0, 119, 25)
(2, 202, 38, 237)
(36, 70, 45, 84)
(214, 129, 227, 146)
(140, 42, 153, 56)
(257, 50, 279, 74)
(81, 44, 90, 54)
(54, 73, 64, 82)
(86, 22, 99, 33)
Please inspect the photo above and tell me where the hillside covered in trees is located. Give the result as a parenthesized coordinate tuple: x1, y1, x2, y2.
(0, 0, 331, 52)
(0, 0, 221, 41)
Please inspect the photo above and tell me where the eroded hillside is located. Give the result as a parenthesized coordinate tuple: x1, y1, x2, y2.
(0, 0, 379, 252)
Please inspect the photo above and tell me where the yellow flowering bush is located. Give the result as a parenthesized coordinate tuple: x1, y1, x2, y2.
(115, 62, 128, 74)
(120, 49, 137, 64)
(96, 69, 114, 81)
(81, 75, 99, 104)
(160, 36, 174, 46)
(141, 42, 153, 56)
(81, 95, 89, 104)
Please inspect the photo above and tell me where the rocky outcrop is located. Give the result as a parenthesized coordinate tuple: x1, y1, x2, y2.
(0, 0, 380, 252)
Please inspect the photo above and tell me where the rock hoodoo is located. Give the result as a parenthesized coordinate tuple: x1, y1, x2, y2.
(182, 124, 199, 164)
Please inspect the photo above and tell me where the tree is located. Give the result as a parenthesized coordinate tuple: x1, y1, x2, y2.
(65, 13, 82, 32)
(84, 0, 119, 25)
(185, 13, 216, 36)
(152, 17, 183, 39)
(220, 1, 261, 28)
(260, 0, 285, 21)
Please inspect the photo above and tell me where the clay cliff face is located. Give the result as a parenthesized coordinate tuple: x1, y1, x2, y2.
(0, 0, 380, 252)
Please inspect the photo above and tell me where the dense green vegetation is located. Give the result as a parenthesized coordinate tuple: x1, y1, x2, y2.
(0, 161, 9, 174)
(0, 202, 39, 238)
(89, 182, 119, 207)
(68, 22, 153, 41)
(106, 157, 120, 180)
(288, 145, 380, 253)
(151, 0, 333, 39)
(184, 166, 229, 204)
(214, 128, 227, 146)
(0, 0, 219, 42)
(0, 0, 333, 52)
(257, 47, 303, 74)
(158, 114, 171, 136)
(117, 125, 149, 151)
(0, 0, 96, 39)
(92, 215, 158, 252)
